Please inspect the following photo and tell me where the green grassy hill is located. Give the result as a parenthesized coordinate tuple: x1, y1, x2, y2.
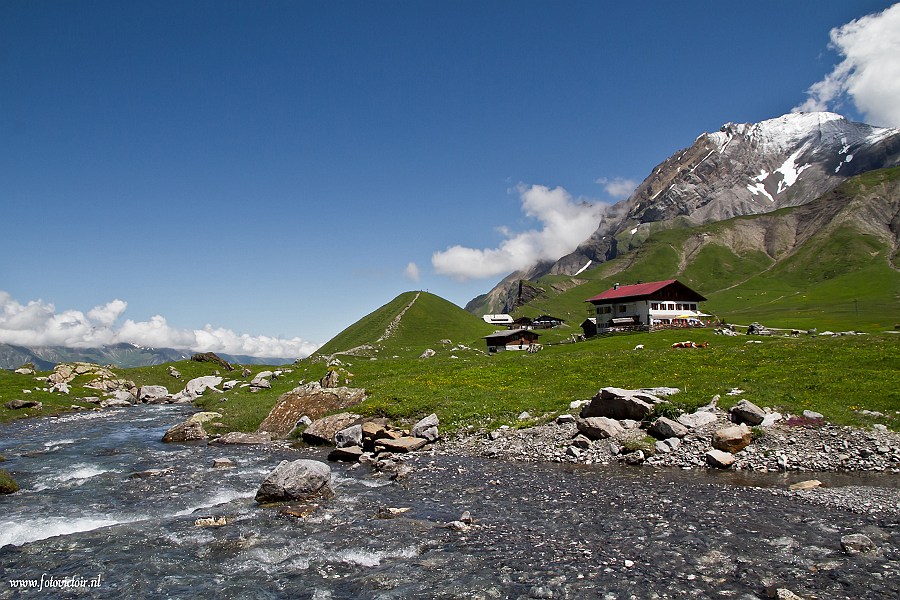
(311, 291, 498, 359)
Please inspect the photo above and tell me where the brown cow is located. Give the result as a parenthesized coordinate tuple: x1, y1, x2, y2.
(671, 341, 708, 349)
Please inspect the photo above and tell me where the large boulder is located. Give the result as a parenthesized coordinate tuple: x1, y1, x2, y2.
(712, 424, 752, 453)
(191, 352, 234, 371)
(184, 376, 224, 397)
(302, 412, 364, 445)
(580, 387, 662, 421)
(576, 416, 624, 440)
(255, 459, 334, 503)
(730, 399, 766, 425)
(162, 420, 208, 443)
(648, 417, 689, 439)
(139, 385, 170, 403)
(258, 383, 366, 438)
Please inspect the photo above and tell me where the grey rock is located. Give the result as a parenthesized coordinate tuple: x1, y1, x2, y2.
(109, 390, 136, 403)
(576, 416, 624, 440)
(162, 420, 208, 443)
(320, 369, 340, 388)
(377, 436, 427, 453)
(622, 450, 645, 465)
(255, 459, 334, 503)
(100, 398, 132, 408)
(212, 431, 273, 445)
(571, 434, 592, 449)
(184, 376, 223, 398)
(416, 426, 439, 443)
(555, 414, 576, 424)
(706, 449, 736, 468)
(4, 399, 42, 410)
(639, 387, 680, 397)
(139, 385, 170, 402)
(302, 412, 364, 445)
(760, 412, 783, 427)
(334, 424, 363, 448)
(649, 417, 689, 439)
(677, 411, 718, 429)
(774, 588, 805, 600)
(662, 437, 681, 451)
(580, 387, 658, 421)
(730, 399, 766, 425)
(840, 533, 876, 555)
(328, 445, 365, 462)
(250, 376, 272, 389)
(411, 413, 439, 438)
(802, 410, 824, 420)
(212, 458, 234, 468)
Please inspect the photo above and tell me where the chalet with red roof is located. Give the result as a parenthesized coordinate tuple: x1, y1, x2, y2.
(584, 279, 708, 333)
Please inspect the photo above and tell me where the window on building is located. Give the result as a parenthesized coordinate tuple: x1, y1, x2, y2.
(619, 306, 626, 313)
(651, 302, 659, 310)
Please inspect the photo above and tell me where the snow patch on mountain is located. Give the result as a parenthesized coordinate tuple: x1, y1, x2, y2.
(774, 147, 812, 193)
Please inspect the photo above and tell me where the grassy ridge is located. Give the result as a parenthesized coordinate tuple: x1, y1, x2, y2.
(313, 291, 497, 358)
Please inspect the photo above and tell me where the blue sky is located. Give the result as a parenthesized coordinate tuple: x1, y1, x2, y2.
(2, 1, 899, 356)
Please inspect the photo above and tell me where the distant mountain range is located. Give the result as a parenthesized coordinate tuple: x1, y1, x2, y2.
(0, 342, 295, 371)
(468, 111, 900, 315)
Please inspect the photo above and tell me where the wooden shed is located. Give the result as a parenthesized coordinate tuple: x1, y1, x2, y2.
(484, 329, 540, 353)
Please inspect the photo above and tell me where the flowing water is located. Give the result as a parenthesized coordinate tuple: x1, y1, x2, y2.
(1, 406, 898, 599)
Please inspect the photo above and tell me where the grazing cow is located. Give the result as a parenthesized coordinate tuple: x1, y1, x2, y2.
(671, 341, 708, 349)
(633, 344, 644, 350)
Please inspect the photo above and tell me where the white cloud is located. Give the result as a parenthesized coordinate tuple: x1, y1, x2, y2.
(431, 184, 605, 280)
(596, 176, 638, 199)
(793, 4, 900, 127)
(0, 290, 319, 358)
(404, 261, 421, 281)
(87, 299, 128, 327)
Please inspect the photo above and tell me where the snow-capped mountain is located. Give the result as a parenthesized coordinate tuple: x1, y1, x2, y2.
(468, 112, 900, 314)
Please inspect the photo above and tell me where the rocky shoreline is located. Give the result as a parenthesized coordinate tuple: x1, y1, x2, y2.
(433, 390, 900, 518)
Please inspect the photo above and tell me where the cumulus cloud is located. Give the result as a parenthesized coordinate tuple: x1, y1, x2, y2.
(596, 176, 638, 199)
(431, 184, 605, 280)
(793, 3, 900, 127)
(0, 291, 319, 358)
(404, 261, 421, 281)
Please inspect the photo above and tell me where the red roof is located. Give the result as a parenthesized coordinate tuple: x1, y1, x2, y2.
(586, 279, 705, 303)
